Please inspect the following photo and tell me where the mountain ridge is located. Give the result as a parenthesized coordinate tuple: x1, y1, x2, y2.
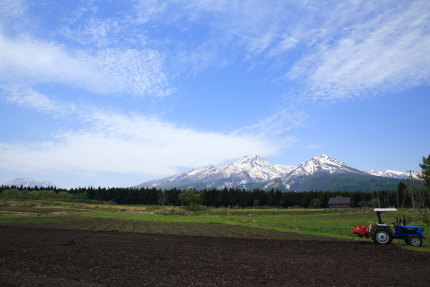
(137, 154, 416, 191)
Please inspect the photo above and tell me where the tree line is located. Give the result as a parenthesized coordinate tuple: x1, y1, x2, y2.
(0, 183, 427, 209)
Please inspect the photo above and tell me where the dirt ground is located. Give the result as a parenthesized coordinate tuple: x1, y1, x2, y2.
(1, 225, 429, 286)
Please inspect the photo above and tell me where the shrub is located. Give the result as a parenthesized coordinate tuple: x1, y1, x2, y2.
(0, 189, 21, 199)
(179, 189, 201, 210)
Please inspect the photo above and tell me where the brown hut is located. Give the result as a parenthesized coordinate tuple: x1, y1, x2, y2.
(328, 197, 352, 209)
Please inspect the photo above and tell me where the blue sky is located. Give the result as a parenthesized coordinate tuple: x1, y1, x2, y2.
(0, 0, 429, 188)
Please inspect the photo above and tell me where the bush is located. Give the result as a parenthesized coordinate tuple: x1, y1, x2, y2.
(0, 189, 21, 199)
(179, 189, 201, 210)
(57, 191, 73, 200)
(74, 192, 89, 201)
(38, 190, 56, 199)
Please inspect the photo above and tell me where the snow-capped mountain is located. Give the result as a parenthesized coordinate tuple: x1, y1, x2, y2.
(141, 165, 217, 189)
(137, 154, 366, 190)
(280, 154, 364, 189)
(137, 154, 417, 191)
(137, 155, 295, 189)
(286, 154, 363, 178)
(4, 178, 55, 188)
(367, 170, 420, 179)
(216, 155, 291, 182)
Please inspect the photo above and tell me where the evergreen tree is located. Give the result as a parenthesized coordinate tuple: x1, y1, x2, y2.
(419, 154, 430, 189)
(416, 154, 430, 213)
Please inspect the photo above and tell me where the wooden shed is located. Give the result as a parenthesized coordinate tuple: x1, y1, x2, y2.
(328, 197, 352, 209)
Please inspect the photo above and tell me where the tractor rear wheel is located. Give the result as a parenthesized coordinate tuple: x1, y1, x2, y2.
(407, 236, 422, 247)
(372, 230, 393, 245)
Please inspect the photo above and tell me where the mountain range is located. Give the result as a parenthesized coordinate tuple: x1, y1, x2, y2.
(3, 178, 56, 188)
(137, 155, 419, 192)
(3, 155, 419, 191)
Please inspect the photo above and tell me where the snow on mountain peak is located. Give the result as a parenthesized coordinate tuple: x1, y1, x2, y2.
(312, 154, 339, 164)
(315, 154, 330, 159)
(289, 154, 362, 177)
(242, 155, 263, 160)
(219, 155, 281, 182)
(233, 155, 264, 165)
(187, 165, 216, 176)
(367, 169, 420, 179)
(4, 178, 55, 188)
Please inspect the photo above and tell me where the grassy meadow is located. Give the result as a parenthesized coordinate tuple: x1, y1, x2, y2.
(1, 199, 429, 251)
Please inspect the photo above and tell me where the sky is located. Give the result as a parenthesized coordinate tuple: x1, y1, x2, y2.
(0, 0, 429, 188)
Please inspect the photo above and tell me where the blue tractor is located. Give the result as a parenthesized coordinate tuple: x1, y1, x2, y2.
(352, 208, 425, 247)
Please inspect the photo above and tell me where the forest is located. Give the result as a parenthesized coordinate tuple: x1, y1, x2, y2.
(0, 182, 424, 209)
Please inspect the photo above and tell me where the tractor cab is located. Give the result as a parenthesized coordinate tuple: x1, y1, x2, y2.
(352, 208, 425, 247)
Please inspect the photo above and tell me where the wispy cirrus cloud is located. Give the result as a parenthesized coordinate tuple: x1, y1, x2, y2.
(0, 32, 116, 94)
(235, 107, 307, 138)
(128, 0, 430, 135)
(133, 0, 168, 24)
(0, 0, 26, 22)
(195, 0, 430, 134)
(96, 48, 171, 98)
(62, 18, 124, 48)
(287, 0, 430, 101)
(2, 86, 77, 117)
(167, 0, 430, 99)
(0, 31, 170, 98)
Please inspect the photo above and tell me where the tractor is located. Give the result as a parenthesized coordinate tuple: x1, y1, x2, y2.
(352, 208, 425, 247)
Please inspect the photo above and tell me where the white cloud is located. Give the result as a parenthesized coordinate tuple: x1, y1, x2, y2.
(0, 31, 170, 98)
(0, 0, 26, 21)
(0, 32, 117, 94)
(68, 18, 123, 47)
(220, 0, 430, 134)
(0, 110, 281, 176)
(178, 0, 289, 55)
(236, 107, 307, 138)
(287, 0, 430, 101)
(96, 48, 171, 98)
(133, 0, 167, 24)
(164, 0, 430, 103)
(3, 86, 77, 117)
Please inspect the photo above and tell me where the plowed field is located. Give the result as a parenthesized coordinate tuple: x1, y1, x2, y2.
(1, 225, 429, 286)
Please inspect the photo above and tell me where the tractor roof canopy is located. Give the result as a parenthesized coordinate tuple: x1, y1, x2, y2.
(374, 208, 397, 212)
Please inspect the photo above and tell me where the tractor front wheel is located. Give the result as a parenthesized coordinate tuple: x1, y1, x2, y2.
(373, 230, 393, 245)
(407, 236, 422, 247)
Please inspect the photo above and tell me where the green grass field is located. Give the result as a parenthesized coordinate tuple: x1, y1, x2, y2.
(1, 200, 429, 251)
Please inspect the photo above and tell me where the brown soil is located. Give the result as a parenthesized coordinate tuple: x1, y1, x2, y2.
(1, 225, 429, 286)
